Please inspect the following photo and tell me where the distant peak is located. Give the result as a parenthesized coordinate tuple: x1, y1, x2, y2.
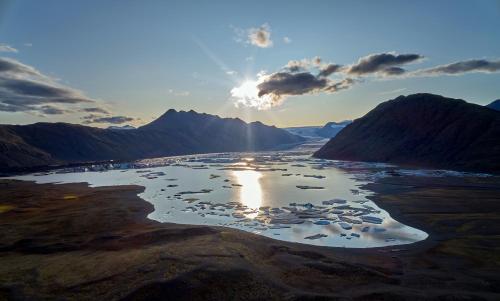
(486, 99, 500, 111)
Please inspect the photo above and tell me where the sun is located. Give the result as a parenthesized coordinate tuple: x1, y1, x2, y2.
(231, 80, 259, 101)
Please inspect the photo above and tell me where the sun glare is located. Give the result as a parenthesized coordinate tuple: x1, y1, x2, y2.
(231, 78, 277, 110)
(233, 169, 263, 218)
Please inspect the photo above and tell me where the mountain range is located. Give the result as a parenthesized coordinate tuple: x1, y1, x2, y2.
(284, 121, 351, 139)
(0, 109, 304, 172)
(314, 93, 500, 173)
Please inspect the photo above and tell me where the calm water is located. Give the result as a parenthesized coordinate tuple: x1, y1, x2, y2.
(11, 142, 440, 248)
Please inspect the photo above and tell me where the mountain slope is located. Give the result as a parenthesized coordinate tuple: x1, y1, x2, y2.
(314, 93, 500, 173)
(486, 99, 500, 111)
(315, 121, 352, 138)
(283, 126, 322, 138)
(0, 110, 304, 171)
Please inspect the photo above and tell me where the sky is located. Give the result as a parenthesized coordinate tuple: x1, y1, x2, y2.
(0, 0, 499, 128)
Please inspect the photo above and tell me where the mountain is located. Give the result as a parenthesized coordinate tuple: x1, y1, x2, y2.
(315, 120, 352, 138)
(284, 121, 351, 139)
(314, 93, 500, 173)
(0, 109, 304, 172)
(486, 99, 500, 111)
(284, 126, 322, 138)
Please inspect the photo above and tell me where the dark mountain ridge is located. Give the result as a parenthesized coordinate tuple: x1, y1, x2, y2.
(315, 120, 352, 138)
(0, 109, 304, 172)
(486, 99, 500, 111)
(314, 93, 500, 173)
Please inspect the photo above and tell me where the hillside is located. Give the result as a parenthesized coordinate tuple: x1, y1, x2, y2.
(314, 93, 500, 173)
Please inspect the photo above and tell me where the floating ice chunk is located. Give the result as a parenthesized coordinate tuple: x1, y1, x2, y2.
(340, 216, 362, 224)
(303, 174, 326, 179)
(296, 185, 324, 190)
(361, 216, 383, 224)
(304, 233, 327, 240)
(313, 220, 331, 225)
(339, 222, 352, 230)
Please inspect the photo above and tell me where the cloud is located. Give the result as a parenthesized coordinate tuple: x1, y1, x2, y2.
(0, 44, 18, 53)
(0, 57, 41, 75)
(283, 37, 291, 44)
(324, 78, 355, 92)
(247, 24, 273, 48)
(82, 114, 135, 125)
(231, 70, 355, 110)
(39, 105, 68, 115)
(257, 72, 329, 98)
(347, 52, 424, 76)
(318, 64, 343, 77)
(79, 107, 110, 114)
(168, 89, 190, 96)
(231, 52, 500, 110)
(378, 88, 407, 95)
(285, 57, 322, 72)
(0, 57, 95, 115)
(415, 59, 500, 75)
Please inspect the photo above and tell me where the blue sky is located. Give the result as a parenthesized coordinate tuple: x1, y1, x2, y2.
(0, 0, 499, 127)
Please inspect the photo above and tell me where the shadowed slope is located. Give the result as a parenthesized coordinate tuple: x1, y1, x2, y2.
(314, 93, 500, 173)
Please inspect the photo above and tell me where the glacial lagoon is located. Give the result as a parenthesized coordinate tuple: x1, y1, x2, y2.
(10, 143, 472, 248)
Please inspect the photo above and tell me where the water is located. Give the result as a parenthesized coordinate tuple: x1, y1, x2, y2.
(11, 144, 432, 248)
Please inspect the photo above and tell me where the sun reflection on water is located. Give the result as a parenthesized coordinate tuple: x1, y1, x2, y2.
(233, 169, 263, 218)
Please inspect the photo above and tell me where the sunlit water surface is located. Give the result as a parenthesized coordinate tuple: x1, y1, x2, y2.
(8, 142, 450, 248)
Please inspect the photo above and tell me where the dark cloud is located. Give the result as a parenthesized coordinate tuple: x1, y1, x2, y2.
(417, 59, 500, 75)
(79, 107, 110, 114)
(257, 72, 328, 98)
(256, 71, 354, 104)
(82, 114, 135, 125)
(318, 64, 343, 77)
(0, 57, 40, 75)
(39, 105, 67, 115)
(0, 102, 29, 113)
(0, 57, 95, 116)
(382, 67, 406, 75)
(325, 78, 355, 92)
(0, 77, 90, 100)
(347, 52, 424, 76)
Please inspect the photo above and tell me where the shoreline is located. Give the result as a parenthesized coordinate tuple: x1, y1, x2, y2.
(1, 177, 499, 300)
